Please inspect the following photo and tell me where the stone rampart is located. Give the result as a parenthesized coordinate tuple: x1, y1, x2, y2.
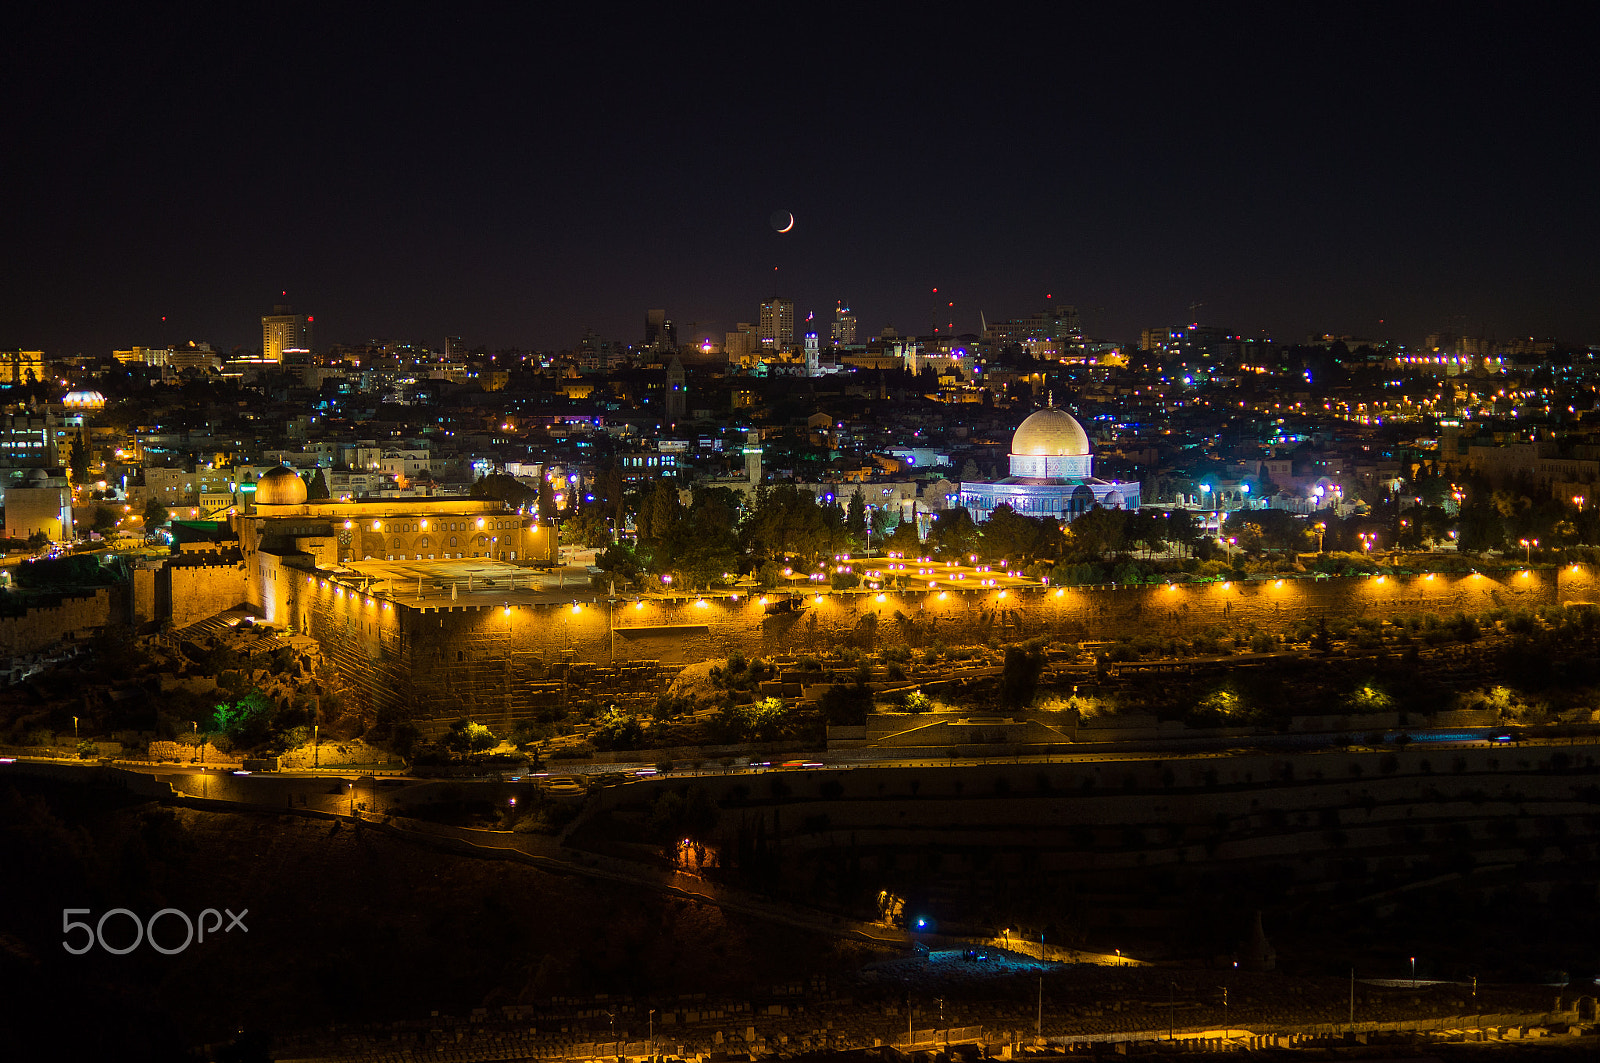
(290, 569, 1578, 723)
(162, 554, 248, 629)
(0, 588, 114, 657)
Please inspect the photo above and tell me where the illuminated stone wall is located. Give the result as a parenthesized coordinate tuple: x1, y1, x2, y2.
(0, 588, 115, 656)
(162, 554, 249, 629)
(286, 568, 1581, 727)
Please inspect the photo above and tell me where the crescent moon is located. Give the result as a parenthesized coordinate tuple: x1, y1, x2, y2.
(778, 213, 794, 233)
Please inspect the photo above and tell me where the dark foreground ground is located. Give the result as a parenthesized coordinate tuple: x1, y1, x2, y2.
(1, 776, 1594, 1063)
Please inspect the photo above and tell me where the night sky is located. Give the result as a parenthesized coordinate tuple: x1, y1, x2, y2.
(3, 5, 1595, 355)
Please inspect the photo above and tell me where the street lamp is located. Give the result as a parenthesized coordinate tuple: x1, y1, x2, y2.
(1315, 522, 1326, 553)
(1520, 538, 1538, 564)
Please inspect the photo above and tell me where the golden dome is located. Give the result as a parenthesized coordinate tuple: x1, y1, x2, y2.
(1011, 408, 1090, 457)
(255, 466, 308, 506)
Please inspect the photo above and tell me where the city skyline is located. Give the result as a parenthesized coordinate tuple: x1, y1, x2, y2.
(3, 8, 1596, 354)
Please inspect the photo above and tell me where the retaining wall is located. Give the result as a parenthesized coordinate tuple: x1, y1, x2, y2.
(0, 588, 114, 657)
(289, 568, 1581, 722)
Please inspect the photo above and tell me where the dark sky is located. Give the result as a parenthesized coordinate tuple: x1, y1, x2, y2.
(2, 5, 1595, 355)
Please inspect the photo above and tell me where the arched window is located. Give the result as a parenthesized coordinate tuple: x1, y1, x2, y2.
(417, 536, 430, 548)
(449, 536, 457, 546)
(393, 537, 403, 549)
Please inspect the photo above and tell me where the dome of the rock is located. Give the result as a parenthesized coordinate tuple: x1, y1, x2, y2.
(1010, 407, 1091, 457)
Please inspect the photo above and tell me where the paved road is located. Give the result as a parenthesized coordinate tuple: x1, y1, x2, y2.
(9, 725, 1589, 789)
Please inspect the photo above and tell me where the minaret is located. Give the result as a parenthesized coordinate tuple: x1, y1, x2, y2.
(744, 430, 762, 487)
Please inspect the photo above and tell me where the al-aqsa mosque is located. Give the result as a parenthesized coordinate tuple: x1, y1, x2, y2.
(958, 407, 1140, 522)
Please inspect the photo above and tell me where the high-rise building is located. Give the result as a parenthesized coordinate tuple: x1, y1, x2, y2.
(664, 355, 686, 422)
(724, 323, 758, 366)
(576, 329, 623, 371)
(262, 303, 312, 363)
(830, 302, 857, 346)
(983, 306, 1081, 348)
(445, 336, 467, 361)
(759, 298, 794, 350)
(645, 309, 676, 348)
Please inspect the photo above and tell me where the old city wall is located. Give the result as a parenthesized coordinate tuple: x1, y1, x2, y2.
(162, 556, 249, 629)
(281, 568, 1593, 727)
(0, 588, 114, 657)
(129, 564, 157, 626)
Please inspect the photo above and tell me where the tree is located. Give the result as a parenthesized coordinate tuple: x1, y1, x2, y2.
(981, 504, 1058, 562)
(305, 468, 331, 500)
(675, 493, 742, 587)
(595, 542, 644, 584)
(562, 507, 612, 548)
(819, 682, 872, 725)
(846, 489, 867, 547)
(869, 507, 890, 544)
(442, 718, 498, 753)
(69, 428, 89, 483)
(635, 481, 683, 547)
(212, 688, 274, 746)
(928, 506, 981, 560)
(1165, 510, 1202, 556)
(1224, 509, 1312, 555)
(741, 483, 837, 560)
(1000, 641, 1046, 709)
(471, 472, 536, 510)
(592, 705, 645, 750)
(1064, 506, 1126, 560)
(715, 697, 791, 742)
(91, 506, 117, 533)
(143, 496, 169, 528)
